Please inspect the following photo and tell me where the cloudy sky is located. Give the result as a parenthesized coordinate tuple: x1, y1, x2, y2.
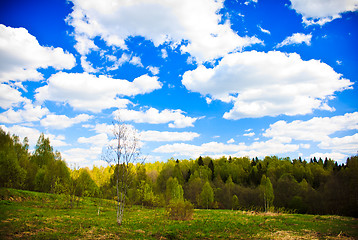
(1, 0, 357, 167)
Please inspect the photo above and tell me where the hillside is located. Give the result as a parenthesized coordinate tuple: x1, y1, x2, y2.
(1, 188, 357, 239)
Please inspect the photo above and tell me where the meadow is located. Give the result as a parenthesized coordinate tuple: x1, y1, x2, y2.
(0, 188, 357, 239)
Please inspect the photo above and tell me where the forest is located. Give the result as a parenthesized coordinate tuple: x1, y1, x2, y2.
(1, 127, 357, 218)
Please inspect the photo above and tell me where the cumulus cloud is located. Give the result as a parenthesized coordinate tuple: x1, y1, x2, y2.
(35, 72, 162, 112)
(243, 132, 255, 137)
(129, 56, 144, 67)
(276, 33, 312, 48)
(113, 107, 199, 128)
(289, 0, 358, 25)
(318, 133, 358, 153)
(67, 0, 261, 62)
(0, 101, 49, 123)
(148, 66, 160, 75)
(41, 114, 92, 129)
(182, 51, 353, 119)
(264, 112, 358, 142)
(264, 112, 358, 157)
(140, 130, 199, 142)
(78, 133, 109, 146)
(0, 84, 25, 109)
(62, 147, 103, 164)
(0, 24, 76, 82)
(153, 138, 299, 158)
(0, 125, 67, 148)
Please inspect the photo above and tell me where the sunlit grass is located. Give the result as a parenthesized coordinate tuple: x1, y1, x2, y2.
(1, 188, 357, 239)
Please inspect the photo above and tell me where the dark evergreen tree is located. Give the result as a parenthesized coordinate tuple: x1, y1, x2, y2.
(198, 156, 204, 166)
(208, 160, 215, 180)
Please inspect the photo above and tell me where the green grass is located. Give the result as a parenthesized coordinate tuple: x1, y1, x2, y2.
(1, 188, 357, 239)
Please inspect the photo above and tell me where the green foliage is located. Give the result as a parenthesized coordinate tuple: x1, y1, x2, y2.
(1, 126, 358, 217)
(260, 175, 274, 212)
(166, 177, 184, 202)
(232, 194, 239, 210)
(0, 129, 26, 188)
(199, 181, 214, 209)
(75, 169, 100, 197)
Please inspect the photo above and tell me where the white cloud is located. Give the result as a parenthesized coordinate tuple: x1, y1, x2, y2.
(227, 138, 235, 143)
(264, 112, 358, 157)
(0, 101, 49, 123)
(147, 66, 160, 75)
(276, 33, 312, 48)
(67, 0, 261, 62)
(140, 130, 199, 142)
(41, 114, 92, 129)
(0, 125, 68, 148)
(113, 107, 199, 128)
(72, 33, 99, 56)
(130, 56, 144, 67)
(0, 24, 76, 82)
(264, 112, 358, 142)
(85, 123, 113, 135)
(107, 53, 131, 71)
(35, 72, 162, 112)
(244, 0, 258, 5)
(300, 143, 310, 149)
(289, 0, 358, 25)
(0, 84, 25, 109)
(153, 138, 299, 158)
(318, 133, 358, 153)
(161, 49, 168, 59)
(83, 123, 199, 143)
(258, 26, 271, 35)
(154, 141, 245, 156)
(78, 133, 109, 146)
(80, 56, 98, 73)
(243, 132, 255, 137)
(182, 51, 353, 119)
(62, 146, 103, 164)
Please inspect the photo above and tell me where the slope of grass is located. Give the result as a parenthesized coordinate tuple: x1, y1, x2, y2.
(1, 188, 357, 239)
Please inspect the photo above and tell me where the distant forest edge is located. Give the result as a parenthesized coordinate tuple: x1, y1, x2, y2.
(1, 127, 357, 217)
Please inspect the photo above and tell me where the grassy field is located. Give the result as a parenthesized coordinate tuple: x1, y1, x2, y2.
(0, 188, 357, 239)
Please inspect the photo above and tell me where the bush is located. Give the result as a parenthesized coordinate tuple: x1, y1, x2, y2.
(166, 200, 194, 220)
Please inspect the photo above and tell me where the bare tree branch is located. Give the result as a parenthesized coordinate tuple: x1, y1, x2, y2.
(102, 117, 141, 226)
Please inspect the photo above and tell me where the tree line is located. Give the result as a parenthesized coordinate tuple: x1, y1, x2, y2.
(1, 127, 357, 217)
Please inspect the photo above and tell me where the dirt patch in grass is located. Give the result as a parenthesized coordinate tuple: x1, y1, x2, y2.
(242, 210, 282, 217)
(262, 230, 356, 240)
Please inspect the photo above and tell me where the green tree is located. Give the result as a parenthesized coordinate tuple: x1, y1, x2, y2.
(32, 133, 54, 167)
(173, 162, 184, 185)
(166, 177, 184, 202)
(75, 169, 99, 197)
(199, 181, 214, 209)
(208, 160, 215, 180)
(232, 194, 240, 210)
(260, 175, 274, 212)
(0, 129, 26, 188)
(198, 156, 204, 166)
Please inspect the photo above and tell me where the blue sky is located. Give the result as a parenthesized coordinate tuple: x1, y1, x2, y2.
(0, 0, 357, 167)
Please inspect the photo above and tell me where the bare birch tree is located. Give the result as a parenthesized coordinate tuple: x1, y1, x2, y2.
(103, 118, 141, 226)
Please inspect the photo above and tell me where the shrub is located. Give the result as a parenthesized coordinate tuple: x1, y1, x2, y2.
(166, 200, 194, 220)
